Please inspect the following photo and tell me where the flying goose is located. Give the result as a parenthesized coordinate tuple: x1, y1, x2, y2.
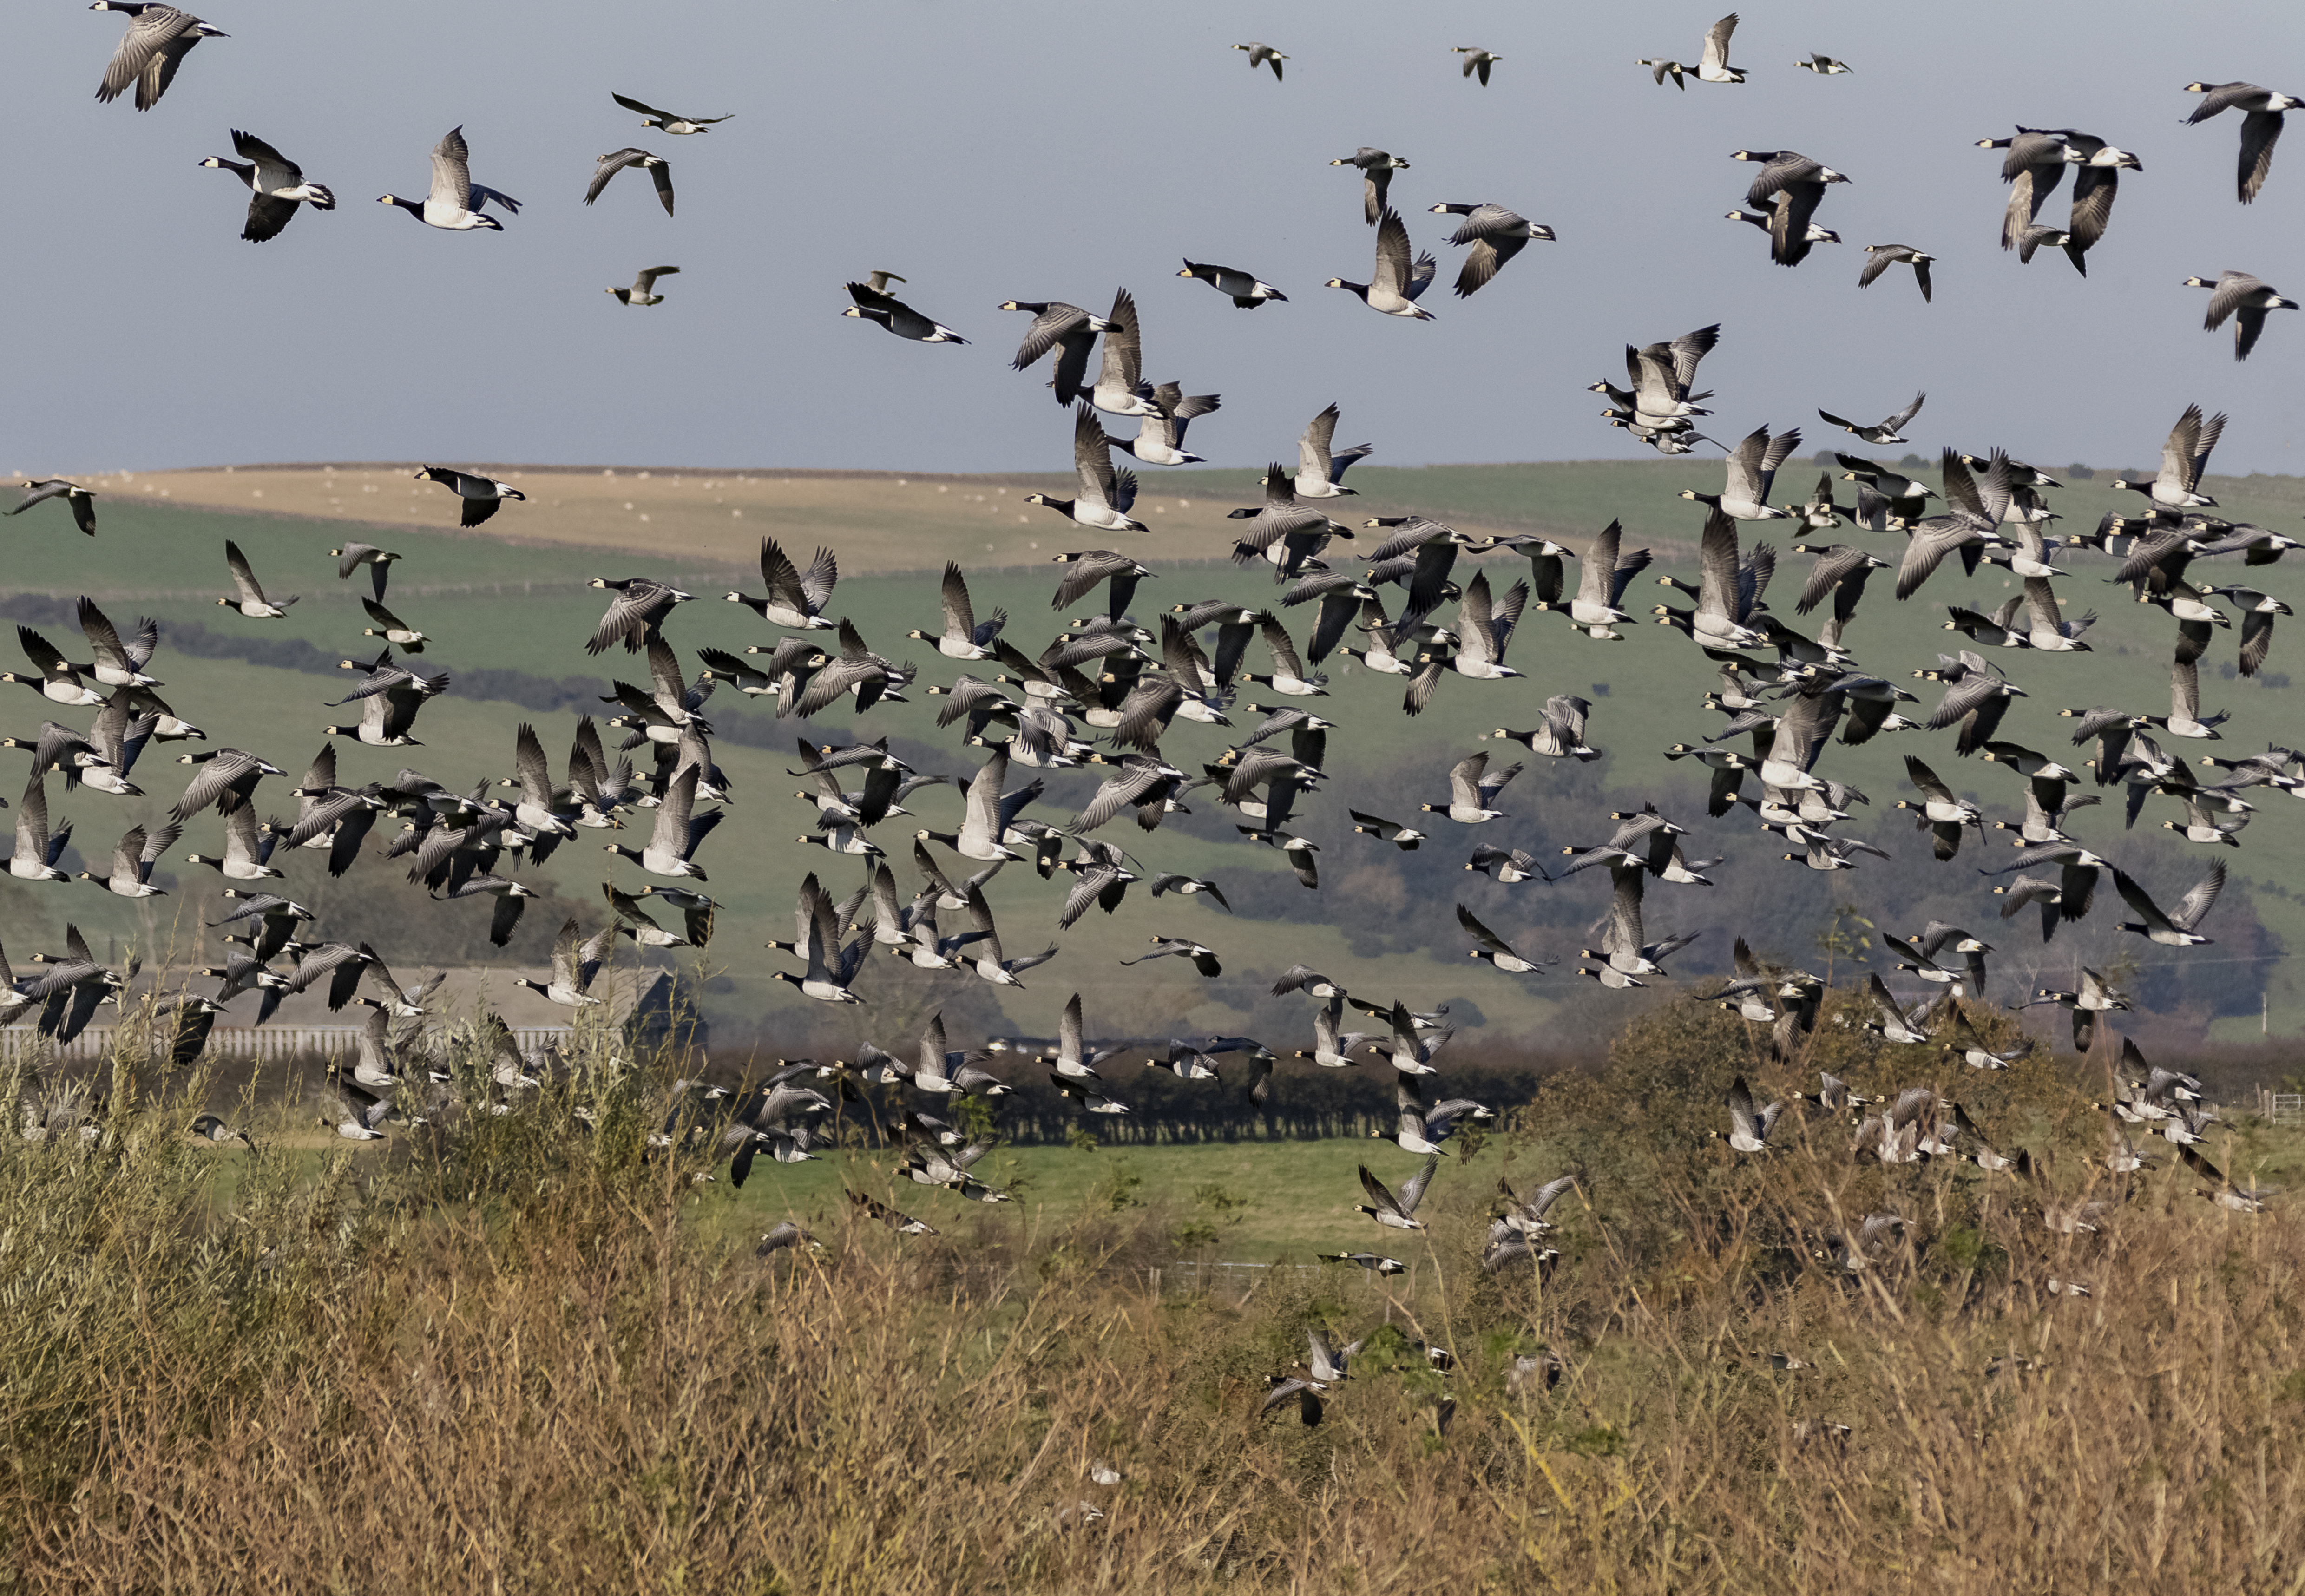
(1330, 148, 1410, 224)
(1358, 1156, 1439, 1230)
(2056, 133, 2142, 275)
(722, 539, 835, 633)
(412, 465, 525, 528)
(1894, 450, 2011, 599)
(217, 540, 296, 618)
(1423, 750, 1517, 824)
(2184, 271, 2296, 360)
(1292, 403, 1372, 499)
(1465, 845, 1549, 884)
(9, 776, 71, 882)
(378, 127, 515, 231)
(2150, 656, 2228, 741)
(1177, 259, 1286, 308)
(1730, 151, 1849, 266)
(1348, 809, 1424, 850)
(1896, 755, 1982, 859)
(1231, 42, 1286, 81)
(1532, 519, 1652, 638)
(91, 2, 225, 111)
(1725, 208, 1840, 248)
(608, 265, 680, 306)
(1639, 14, 1743, 88)
(317, 1090, 393, 1143)
(1429, 203, 1554, 297)
(911, 562, 1005, 659)
(198, 130, 334, 243)
(2180, 1143, 2279, 1213)
(843, 277, 966, 342)
(80, 821, 177, 897)
(1458, 904, 1550, 974)
(1327, 208, 1437, 319)
(1857, 246, 1932, 302)
(2199, 585, 2290, 676)
(1492, 694, 1600, 762)
(586, 148, 675, 216)
(1797, 53, 1851, 74)
(999, 301, 1112, 406)
(1088, 289, 1160, 417)
(1106, 382, 1218, 466)
(1445, 569, 1528, 680)
(609, 92, 731, 135)
(2114, 861, 2223, 947)
(2183, 82, 2301, 204)
(605, 764, 716, 879)
(1454, 47, 1501, 87)
(7, 480, 97, 536)
(1681, 424, 1799, 520)
(6, 627, 105, 707)
(1978, 127, 2083, 251)
(587, 576, 696, 656)
(513, 916, 610, 1007)
(1319, 1252, 1405, 1276)
(1293, 997, 1376, 1068)
(1882, 922, 1991, 993)
(1026, 406, 1148, 533)
(1820, 394, 1924, 448)
(356, 597, 427, 653)
(1718, 1075, 1780, 1152)
(1377, 1074, 1485, 1154)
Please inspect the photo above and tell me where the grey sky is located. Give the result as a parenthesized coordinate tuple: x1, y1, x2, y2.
(12, 0, 2304, 478)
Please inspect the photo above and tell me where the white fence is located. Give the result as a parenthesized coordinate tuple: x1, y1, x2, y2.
(0, 1025, 572, 1067)
(2263, 1091, 2305, 1126)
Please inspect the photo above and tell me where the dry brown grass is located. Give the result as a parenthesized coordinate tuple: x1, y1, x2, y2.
(5, 998, 2304, 1594)
(66, 463, 1261, 575)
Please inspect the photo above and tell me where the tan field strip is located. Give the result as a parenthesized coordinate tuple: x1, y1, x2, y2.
(69, 462, 1272, 574)
(66, 461, 1558, 574)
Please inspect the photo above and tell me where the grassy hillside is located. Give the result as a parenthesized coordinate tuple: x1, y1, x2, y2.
(10, 465, 2305, 1066)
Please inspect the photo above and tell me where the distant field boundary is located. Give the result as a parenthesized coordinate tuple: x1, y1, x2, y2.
(134, 459, 1643, 483)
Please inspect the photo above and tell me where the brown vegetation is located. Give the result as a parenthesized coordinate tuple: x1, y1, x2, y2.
(3, 996, 2302, 1593)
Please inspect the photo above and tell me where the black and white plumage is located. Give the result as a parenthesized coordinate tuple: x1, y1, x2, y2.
(2184, 81, 2303, 204)
(999, 300, 1112, 407)
(217, 540, 296, 619)
(609, 92, 732, 135)
(1356, 1156, 1439, 1230)
(8, 480, 98, 536)
(1326, 208, 1437, 319)
(1457, 904, 1550, 974)
(586, 148, 676, 217)
(414, 466, 526, 529)
(1721, 1075, 1780, 1152)
(1177, 258, 1286, 308)
(1428, 203, 1555, 297)
(1231, 42, 1286, 81)
(1857, 245, 1933, 302)
(378, 127, 515, 232)
(2185, 271, 2298, 361)
(610, 265, 681, 307)
(1639, 13, 1744, 88)
(2113, 861, 2224, 946)
(1330, 147, 1410, 224)
(198, 131, 334, 243)
(1818, 393, 1925, 446)
(1730, 150, 1849, 267)
(843, 277, 965, 342)
(92, 2, 225, 111)
(1025, 406, 1147, 533)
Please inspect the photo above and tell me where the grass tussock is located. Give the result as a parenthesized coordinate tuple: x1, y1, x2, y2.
(3, 1000, 2305, 1594)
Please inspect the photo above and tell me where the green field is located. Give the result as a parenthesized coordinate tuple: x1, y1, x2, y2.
(12, 459, 2305, 1064)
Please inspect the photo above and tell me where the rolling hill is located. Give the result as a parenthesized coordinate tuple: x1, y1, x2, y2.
(9, 458, 2303, 1061)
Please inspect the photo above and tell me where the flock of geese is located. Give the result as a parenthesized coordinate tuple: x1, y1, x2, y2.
(17, 9, 2293, 1346)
